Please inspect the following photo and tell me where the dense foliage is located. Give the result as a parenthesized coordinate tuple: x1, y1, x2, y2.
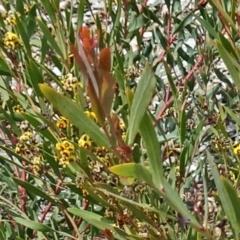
(0, 0, 240, 239)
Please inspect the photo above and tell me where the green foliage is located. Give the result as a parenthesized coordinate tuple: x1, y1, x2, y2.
(1, 0, 240, 239)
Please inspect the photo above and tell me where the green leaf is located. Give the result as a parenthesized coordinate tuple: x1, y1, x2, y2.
(13, 178, 57, 205)
(173, 12, 193, 34)
(68, 208, 110, 223)
(139, 113, 163, 188)
(40, 0, 56, 23)
(208, 152, 240, 238)
(163, 61, 177, 98)
(109, 0, 122, 46)
(208, 0, 237, 31)
(76, 0, 85, 29)
(109, 162, 153, 184)
(37, 19, 63, 58)
(0, 57, 12, 76)
(14, 218, 74, 238)
(0, 76, 10, 102)
(39, 84, 111, 149)
(15, 15, 31, 56)
(219, 33, 238, 60)
(179, 108, 186, 144)
(14, 218, 52, 232)
(129, 13, 148, 32)
(26, 4, 37, 37)
(215, 40, 240, 91)
(67, 208, 130, 240)
(0, 146, 31, 165)
(127, 63, 156, 145)
(224, 106, 240, 125)
(161, 180, 213, 238)
(194, 15, 219, 39)
(26, 59, 44, 97)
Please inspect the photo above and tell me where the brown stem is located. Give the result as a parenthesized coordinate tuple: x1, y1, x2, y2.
(19, 161, 27, 213)
(156, 55, 204, 121)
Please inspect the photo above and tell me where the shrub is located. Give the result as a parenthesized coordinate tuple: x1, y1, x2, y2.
(0, 0, 240, 239)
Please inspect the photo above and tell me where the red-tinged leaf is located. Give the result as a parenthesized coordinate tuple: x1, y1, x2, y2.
(100, 71, 115, 115)
(82, 38, 95, 51)
(99, 47, 111, 72)
(102, 229, 114, 240)
(82, 39, 94, 64)
(70, 44, 87, 76)
(79, 26, 90, 40)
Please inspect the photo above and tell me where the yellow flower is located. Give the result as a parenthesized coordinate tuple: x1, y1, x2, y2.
(68, 155, 76, 162)
(5, 14, 16, 26)
(58, 156, 70, 168)
(55, 139, 76, 168)
(13, 104, 25, 113)
(122, 132, 126, 141)
(84, 111, 97, 122)
(82, 188, 89, 197)
(60, 73, 81, 91)
(62, 140, 75, 152)
(119, 119, 126, 131)
(3, 32, 22, 49)
(15, 146, 21, 154)
(56, 142, 64, 151)
(61, 149, 71, 157)
(229, 171, 236, 182)
(19, 131, 34, 142)
(56, 117, 69, 129)
(32, 156, 42, 165)
(78, 134, 92, 148)
(233, 143, 240, 155)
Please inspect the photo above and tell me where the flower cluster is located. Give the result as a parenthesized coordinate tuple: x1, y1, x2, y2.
(15, 131, 36, 156)
(13, 104, 25, 113)
(4, 12, 18, 26)
(60, 73, 82, 92)
(3, 32, 22, 49)
(211, 135, 231, 152)
(55, 140, 76, 168)
(32, 156, 43, 174)
(15, 130, 44, 174)
(78, 134, 92, 149)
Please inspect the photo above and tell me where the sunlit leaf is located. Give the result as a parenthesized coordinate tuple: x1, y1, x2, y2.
(127, 63, 156, 145)
(39, 84, 110, 149)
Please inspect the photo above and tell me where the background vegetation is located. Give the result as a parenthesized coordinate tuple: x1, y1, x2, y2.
(0, 0, 240, 239)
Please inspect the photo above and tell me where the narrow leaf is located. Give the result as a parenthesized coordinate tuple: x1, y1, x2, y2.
(209, 0, 237, 31)
(37, 19, 63, 58)
(15, 16, 31, 56)
(208, 152, 240, 237)
(127, 63, 156, 145)
(14, 218, 51, 232)
(99, 47, 111, 72)
(13, 178, 57, 204)
(215, 40, 240, 90)
(26, 59, 44, 97)
(39, 84, 110, 149)
(194, 15, 219, 39)
(0, 57, 12, 76)
(109, 162, 153, 184)
(139, 113, 163, 188)
(40, 0, 56, 23)
(99, 71, 115, 115)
